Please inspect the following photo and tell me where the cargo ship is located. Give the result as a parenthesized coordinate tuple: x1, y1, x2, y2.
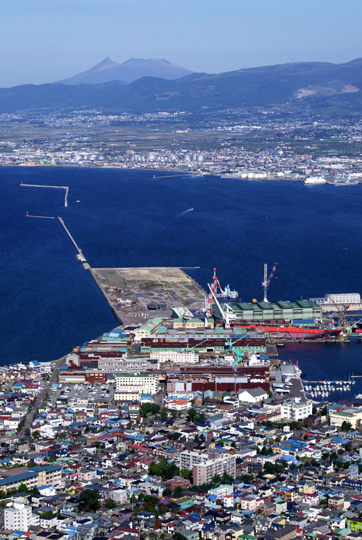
(231, 324, 341, 339)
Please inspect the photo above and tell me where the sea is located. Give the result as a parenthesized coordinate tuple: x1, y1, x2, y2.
(1, 166, 362, 399)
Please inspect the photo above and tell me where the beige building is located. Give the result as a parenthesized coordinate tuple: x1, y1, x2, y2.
(193, 454, 236, 486)
(329, 408, 362, 429)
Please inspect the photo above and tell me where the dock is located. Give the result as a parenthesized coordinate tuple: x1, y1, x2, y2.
(20, 183, 69, 207)
(57, 217, 86, 261)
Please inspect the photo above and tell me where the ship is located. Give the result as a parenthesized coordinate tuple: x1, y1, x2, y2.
(231, 324, 341, 339)
(304, 176, 327, 185)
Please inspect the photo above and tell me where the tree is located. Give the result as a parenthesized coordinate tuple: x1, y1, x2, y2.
(105, 498, 116, 509)
(173, 485, 183, 496)
(173, 534, 188, 540)
(18, 483, 28, 493)
(79, 489, 101, 512)
(341, 421, 352, 431)
(149, 457, 179, 480)
(312, 406, 317, 415)
(187, 408, 197, 421)
(322, 406, 328, 416)
(181, 468, 191, 480)
(163, 487, 172, 496)
(345, 441, 353, 452)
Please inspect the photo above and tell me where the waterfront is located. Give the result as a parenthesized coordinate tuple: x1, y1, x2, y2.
(1, 166, 362, 375)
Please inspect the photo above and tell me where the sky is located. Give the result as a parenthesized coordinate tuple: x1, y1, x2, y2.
(1, 0, 362, 87)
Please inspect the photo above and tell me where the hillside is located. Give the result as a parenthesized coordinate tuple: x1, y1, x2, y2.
(1, 58, 362, 116)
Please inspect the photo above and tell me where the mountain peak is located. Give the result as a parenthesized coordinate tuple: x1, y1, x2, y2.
(60, 57, 193, 85)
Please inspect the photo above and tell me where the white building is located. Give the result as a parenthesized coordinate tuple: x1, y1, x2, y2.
(115, 373, 159, 394)
(281, 398, 312, 421)
(4, 503, 32, 532)
(238, 387, 268, 404)
(151, 351, 199, 364)
(309, 293, 360, 305)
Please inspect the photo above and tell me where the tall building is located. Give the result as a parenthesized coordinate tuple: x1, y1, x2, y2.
(193, 454, 236, 486)
(4, 503, 32, 532)
(280, 398, 312, 421)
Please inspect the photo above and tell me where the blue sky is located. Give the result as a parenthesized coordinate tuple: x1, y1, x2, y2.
(1, 0, 361, 87)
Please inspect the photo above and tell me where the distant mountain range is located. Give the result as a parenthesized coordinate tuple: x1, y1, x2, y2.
(1, 58, 362, 116)
(59, 57, 193, 85)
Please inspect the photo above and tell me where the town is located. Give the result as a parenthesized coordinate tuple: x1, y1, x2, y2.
(1, 109, 362, 180)
(1, 287, 362, 540)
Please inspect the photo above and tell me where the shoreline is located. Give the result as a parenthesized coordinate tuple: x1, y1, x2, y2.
(0, 163, 308, 181)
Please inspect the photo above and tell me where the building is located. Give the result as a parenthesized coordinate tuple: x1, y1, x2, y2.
(151, 351, 199, 364)
(193, 454, 236, 486)
(4, 502, 32, 532)
(180, 451, 210, 470)
(280, 398, 313, 421)
(309, 293, 361, 305)
(213, 300, 322, 323)
(329, 407, 362, 429)
(115, 373, 159, 395)
(238, 387, 268, 404)
(114, 390, 140, 402)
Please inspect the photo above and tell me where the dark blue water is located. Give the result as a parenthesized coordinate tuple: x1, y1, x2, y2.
(1, 166, 362, 395)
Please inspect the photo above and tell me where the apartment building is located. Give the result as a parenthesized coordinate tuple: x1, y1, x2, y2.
(193, 454, 237, 486)
(281, 398, 312, 421)
(180, 450, 210, 470)
(4, 503, 32, 531)
(115, 373, 159, 394)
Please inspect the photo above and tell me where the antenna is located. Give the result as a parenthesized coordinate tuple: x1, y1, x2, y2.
(262, 262, 278, 303)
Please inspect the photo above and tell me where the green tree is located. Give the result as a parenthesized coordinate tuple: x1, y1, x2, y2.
(345, 441, 353, 452)
(105, 498, 116, 509)
(341, 421, 352, 431)
(149, 457, 179, 480)
(187, 408, 197, 421)
(79, 489, 101, 512)
(18, 483, 28, 493)
(163, 487, 172, 496)
(180, 468, 191, 480)
(173, 534, 188, 540)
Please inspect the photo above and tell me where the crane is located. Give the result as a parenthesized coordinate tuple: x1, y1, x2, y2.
(208, 283, 234, 329)
(262, 263, 278, 303)
(326, 294, 352, 332)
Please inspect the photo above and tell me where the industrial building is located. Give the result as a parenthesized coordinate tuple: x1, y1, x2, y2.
(213, 300, 322, 323)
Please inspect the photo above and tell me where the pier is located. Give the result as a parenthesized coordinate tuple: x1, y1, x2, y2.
(20, 183, 69, 207)
(26, 214, 55, 219)
(57, 217, 86, 261)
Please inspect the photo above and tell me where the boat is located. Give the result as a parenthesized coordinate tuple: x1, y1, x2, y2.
(305, 176, 327, 185)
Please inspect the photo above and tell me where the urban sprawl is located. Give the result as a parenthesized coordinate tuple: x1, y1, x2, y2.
(2, 110, 362, 179)
(2, 275, 362, 540)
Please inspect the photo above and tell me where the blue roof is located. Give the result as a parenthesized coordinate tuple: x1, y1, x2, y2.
(0, 471, 37, 487)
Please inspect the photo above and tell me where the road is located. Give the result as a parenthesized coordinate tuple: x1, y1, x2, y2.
(19, 356, 66, 439)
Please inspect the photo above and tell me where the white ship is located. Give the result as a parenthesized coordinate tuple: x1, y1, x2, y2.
(304, 176, 327, 185)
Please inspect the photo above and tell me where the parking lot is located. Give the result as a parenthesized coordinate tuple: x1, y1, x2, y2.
(48, 382, 115, 409)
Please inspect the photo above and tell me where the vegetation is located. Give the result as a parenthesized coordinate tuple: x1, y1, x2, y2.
(79, 489, 101, 512)
(149, 457, 179, 480)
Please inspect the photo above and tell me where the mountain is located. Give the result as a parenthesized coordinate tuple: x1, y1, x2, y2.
(1, 58, 362, 116)
(60, 57, 194, 85)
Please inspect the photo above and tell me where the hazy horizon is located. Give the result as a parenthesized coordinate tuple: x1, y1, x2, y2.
(1, 0, 362, 87)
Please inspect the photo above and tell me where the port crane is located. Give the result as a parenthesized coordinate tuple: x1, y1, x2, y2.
(262, 263, 278, 303)
(326, 294, 352, 332)
(208, 283, 234, 329)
